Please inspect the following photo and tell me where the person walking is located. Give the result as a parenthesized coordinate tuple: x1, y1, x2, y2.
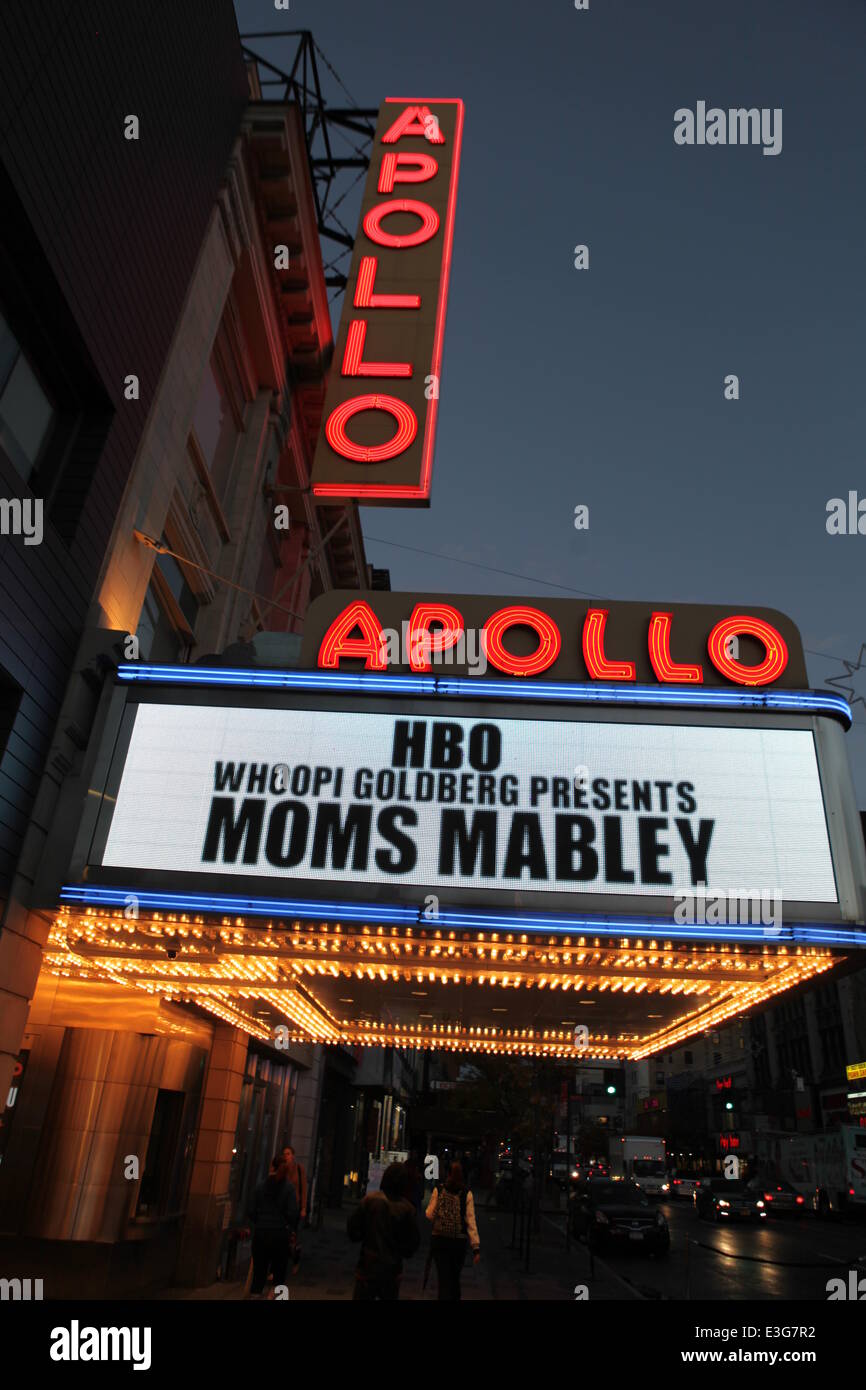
(405, 1151, 424, 1216)
(281, 1145, 307, 1271)
(245, 1157, 298, 1298)
(426, 1160, 480, 1300)
(347, 1161, 420, 1300)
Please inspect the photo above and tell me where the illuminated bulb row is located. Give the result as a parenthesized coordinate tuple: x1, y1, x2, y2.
(61, 911, 826, 984)
(631, 956, 833, 1057)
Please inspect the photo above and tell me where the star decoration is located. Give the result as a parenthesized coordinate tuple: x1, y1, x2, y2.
(826, 645, 866, 710)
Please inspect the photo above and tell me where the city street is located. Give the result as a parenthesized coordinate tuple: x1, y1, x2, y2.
(161, 1197, 866, 1303)
(560, 1200, 866, 1302)
(164, 1200, 632, 1302)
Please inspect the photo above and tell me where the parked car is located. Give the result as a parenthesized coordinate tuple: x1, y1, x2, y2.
(695, 1178, 767, 1222)
(747, 1179, 806, 1217)
(669, 1170, 701, 1200)
(570, 1179, 670, 1255)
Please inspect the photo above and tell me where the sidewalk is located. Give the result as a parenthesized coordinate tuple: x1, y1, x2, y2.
(163, 1194, 640, 1301)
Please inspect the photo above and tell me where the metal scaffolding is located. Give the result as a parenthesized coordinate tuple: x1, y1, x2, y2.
(240, 28, 377, 291)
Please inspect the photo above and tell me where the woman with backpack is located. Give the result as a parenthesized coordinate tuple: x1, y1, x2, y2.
(425, 1160, 480, 1299)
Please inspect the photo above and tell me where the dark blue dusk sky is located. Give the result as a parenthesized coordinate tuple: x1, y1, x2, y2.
(234, 0, 866, 797)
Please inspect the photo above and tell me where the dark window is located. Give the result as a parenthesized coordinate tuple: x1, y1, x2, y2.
(136, 1089, 186, 1218)
(191, 325, 246, 501)
(156, 549, 199, 630)
(0, 666, 23, 765)
(0, 164, 115, 542)
(135, 541, 199, 662)
(0, 312, 55, 482)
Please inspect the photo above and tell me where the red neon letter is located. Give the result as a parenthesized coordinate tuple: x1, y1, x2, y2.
(381, 104, 446, 145)
(582, 609, 636, 681)
(341, 321, 412, 378)
(325, 394, 417, 463)
(363, 200, 439, 249)
(408, 603, 464, 672)
(318, 600, 387, 670)
(707, 616, 789, 687)
(648, 612, 703, 684)
(378, 152, 438, 193)
(354, 257, 421, 310)
(483, 606, 561, 677)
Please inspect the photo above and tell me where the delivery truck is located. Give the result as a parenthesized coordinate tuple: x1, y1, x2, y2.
(609, 1135, 669, 1196)
(755, 1124, 866, 1215)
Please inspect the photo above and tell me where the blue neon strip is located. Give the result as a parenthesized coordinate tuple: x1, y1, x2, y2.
(59, 885, 866, 949)
(114, 665, 852, 726)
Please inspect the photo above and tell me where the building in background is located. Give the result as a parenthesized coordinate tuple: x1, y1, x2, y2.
(643, 962, 866, 1174)
(0, 5, 378, 1294)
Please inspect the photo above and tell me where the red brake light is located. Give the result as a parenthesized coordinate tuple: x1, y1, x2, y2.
(763, 1193, 773, 1201)
(795, 1196, 804, 1204)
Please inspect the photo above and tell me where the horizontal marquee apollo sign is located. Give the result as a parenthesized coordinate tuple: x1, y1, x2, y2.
(300, 591, 809, 689)
(93, 701, 839, 909)
(310, 99, 464, 505)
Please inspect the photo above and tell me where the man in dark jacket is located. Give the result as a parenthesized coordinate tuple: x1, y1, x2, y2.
(246, 1158, 298, 1297)
(347, 1162, 420, 1300)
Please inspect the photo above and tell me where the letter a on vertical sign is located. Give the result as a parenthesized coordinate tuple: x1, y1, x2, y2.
(311, 99, 464, 505)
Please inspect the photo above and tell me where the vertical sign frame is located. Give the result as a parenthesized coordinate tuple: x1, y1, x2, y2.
(311, 98, 464, 505)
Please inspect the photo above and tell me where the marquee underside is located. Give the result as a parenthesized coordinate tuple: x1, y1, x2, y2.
(46, 906, 841, 1059)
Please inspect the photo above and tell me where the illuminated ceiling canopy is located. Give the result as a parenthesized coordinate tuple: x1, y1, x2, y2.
(47, 905, 840, 1059)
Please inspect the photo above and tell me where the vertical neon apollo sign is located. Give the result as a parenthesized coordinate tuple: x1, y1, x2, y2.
(311, 99, 464, 505)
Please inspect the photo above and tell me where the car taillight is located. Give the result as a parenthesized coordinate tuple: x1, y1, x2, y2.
(795, 1196, 804, 1204)
(673, 1179, 680, 1185)
(763, 1193, 773, 1202)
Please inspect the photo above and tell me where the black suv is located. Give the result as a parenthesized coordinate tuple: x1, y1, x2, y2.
(570, 1180, 670, 1255)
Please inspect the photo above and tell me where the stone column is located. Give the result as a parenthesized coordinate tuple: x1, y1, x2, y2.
(0, 906, 51, 1110)
(175, 1024, 247, 1287)
(289, 1044, 324, 1175)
